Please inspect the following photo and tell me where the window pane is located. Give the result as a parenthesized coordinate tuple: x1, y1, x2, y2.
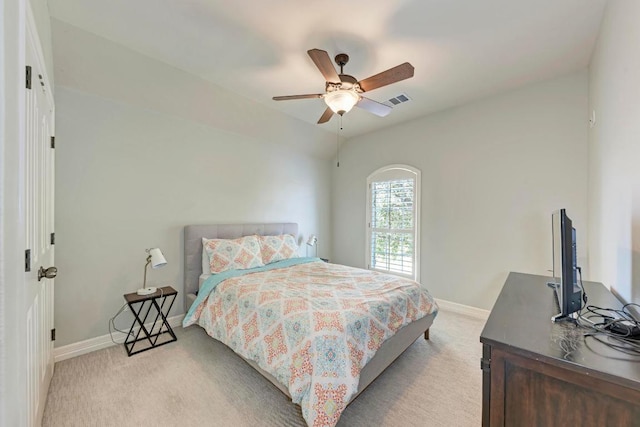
(370, 231, 414, 276)
(368, 167, 419, 280)
(371, 179, 414, 230)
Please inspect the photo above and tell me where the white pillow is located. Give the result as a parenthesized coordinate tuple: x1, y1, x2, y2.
(202, 235, 265, 274)
(258, 234, 300, 264)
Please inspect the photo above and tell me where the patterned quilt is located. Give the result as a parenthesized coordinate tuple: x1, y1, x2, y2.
(183, 258, 438, 427)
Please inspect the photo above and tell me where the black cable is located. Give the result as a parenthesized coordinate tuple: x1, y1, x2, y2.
(108, 303, 134, 345)
(576, 266, 588, 308)
(583, 304, 640, 335)
(584, 333, 640, 354)
(576, 301, 640, 356)
(623, 302, 640, 320)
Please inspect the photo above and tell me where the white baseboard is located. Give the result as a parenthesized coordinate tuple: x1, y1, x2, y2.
(53, 314, 184, 363)
(54, 300, 486, 362)
(435, 298, 490, 320)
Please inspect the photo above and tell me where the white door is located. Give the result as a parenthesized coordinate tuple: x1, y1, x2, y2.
(23, 6, 56, 426)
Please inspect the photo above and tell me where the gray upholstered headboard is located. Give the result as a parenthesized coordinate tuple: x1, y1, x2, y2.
(183, 223, 298, 311)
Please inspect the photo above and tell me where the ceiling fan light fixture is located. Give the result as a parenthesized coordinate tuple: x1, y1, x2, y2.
(324, 89, 360, 115)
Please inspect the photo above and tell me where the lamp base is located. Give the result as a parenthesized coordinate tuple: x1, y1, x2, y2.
(136, 287, 157, 296)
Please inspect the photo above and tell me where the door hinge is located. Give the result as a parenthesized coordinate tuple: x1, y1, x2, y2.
(51, 329, 56, 341)
(26, 65, 32, 89)
(25, 249, 31, 272)
(51, 136, 55, 149)
(50, 233, 55, 245)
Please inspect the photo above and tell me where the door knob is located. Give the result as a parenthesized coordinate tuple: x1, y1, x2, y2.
(38, 266, 57, 281)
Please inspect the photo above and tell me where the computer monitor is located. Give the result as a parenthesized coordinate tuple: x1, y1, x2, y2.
(551, 209, 582, 321)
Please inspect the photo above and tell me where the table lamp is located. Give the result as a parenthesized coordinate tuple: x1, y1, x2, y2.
(138, 247, 167, 295)
(306, 235, 318, 258)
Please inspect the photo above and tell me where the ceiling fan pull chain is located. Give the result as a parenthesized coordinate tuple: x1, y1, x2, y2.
(336, 115, 342, 167)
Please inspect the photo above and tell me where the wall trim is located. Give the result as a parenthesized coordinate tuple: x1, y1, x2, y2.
(435, 298, 490, 320)
(53, 314, 184, 362)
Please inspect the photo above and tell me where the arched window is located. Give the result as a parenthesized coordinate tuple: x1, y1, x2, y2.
(366, 165, 420, 281)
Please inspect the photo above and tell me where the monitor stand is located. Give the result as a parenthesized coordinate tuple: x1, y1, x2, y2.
(551, 311, 578, 323)
(547, 281, 580, 323)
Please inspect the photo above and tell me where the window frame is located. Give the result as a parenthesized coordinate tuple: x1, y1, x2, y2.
(365, 164, 421, 282)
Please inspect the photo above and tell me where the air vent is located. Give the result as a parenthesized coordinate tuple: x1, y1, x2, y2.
(383, 93, 411, 107)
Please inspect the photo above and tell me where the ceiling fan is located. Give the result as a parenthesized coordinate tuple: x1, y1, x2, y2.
(273, 49, 414, 124)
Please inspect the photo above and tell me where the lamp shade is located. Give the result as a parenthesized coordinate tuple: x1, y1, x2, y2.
(324, 90, 359, 114)
(148, 248, 167, 268)
(306, 235, 318, 247)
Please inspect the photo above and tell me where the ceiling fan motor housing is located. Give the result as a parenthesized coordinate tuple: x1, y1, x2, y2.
(326, 76, 360, 92)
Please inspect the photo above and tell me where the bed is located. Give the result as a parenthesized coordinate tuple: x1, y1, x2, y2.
(182, 223, 438, 426)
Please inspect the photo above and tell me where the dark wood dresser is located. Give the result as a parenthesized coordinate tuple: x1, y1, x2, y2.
(480, 272, 640, 427)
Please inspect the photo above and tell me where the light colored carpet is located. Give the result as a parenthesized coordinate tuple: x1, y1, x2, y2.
(43, 310, 485, 426)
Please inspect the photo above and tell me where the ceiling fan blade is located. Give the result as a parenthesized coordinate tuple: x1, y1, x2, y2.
(317, 107, 334, 124)
(357, 97, 392, 117)
(307, 49, 341, 84)
(358, 62, 415, 92)
(272, 94, 323, 101)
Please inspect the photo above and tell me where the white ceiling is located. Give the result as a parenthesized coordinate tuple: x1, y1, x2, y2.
(49, 0, 608, 139)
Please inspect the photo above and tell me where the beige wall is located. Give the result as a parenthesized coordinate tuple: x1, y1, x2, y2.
(588, 0, 640, 305)
(332, 72, 589, 310)
(53, 24, 334, 347)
